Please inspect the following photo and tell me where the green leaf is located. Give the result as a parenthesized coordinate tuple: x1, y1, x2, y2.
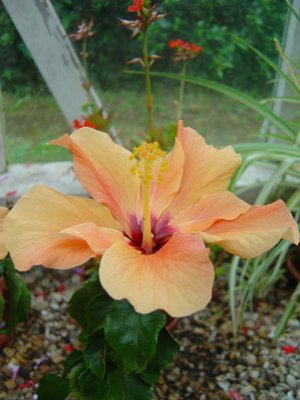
(17, 285, 31, 321)
(231, 34, 300, 97)
(84, 333, 106, 378)
(142, 328, 179, 385)
(37, 373, 70, 400)
(68, 280, 104, 331)
(85, 292, 113, 333)
(106, 371, 152, 400)
(105, 300, 166, 373)
(0, 293, 4, 321)
(274, 281, 300, 340)
(63, 350, 83, 376)
(0, 260, 4, 276)
(69, 364, 87, 400)
(126, 70, 297, 140)
(232, 142, 300, 158)
(78, 369, 108, 398)
(3, 258, 31, 332)
(69, 363, 108, 400)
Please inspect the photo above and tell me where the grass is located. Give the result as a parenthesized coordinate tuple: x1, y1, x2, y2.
(2, 82, 262, 164)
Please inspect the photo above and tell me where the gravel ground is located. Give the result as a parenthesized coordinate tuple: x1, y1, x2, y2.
(0, 268, 299, 400)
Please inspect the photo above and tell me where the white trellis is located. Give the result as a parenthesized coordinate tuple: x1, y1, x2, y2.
(2, 0, 118, 142)
(0, 0, 119, 205)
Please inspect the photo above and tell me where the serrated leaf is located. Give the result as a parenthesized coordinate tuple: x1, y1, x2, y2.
(142, 328, 179, 385)
(105, 300, 166, 373)
(63, 350, 83, 376)
(84, 333, 106, 378)
(37, 373, 70, 400)
(106, 371, 152, 400)
(85, 292, 113, 333)
(68, 280, 103, 331)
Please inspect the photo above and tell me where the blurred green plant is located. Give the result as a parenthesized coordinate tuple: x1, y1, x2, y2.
(0, 0, 287, 92)
(0, 257, 31, 335)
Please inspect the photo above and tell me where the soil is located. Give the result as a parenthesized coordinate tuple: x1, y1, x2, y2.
(0, 268, 299, 400)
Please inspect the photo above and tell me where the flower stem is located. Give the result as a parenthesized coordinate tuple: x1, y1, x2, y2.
(143, 30, 155, 140)
(82, 38, 94, 107)
(177, 61, 187, 120)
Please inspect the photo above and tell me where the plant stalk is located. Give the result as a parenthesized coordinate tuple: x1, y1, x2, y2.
(177, 62, 187, 120)
(143, 30, 154, 139)
(82, 38, 94, 107)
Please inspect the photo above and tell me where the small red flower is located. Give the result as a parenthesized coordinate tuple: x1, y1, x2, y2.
(241, 326, 249, 335)
(189, 43, 203, 53)
(56, 283, 66, 293)
(169, 38, 203, 62)
(72, 118, 97, 130)
(229, 390, 242, 400)
(168, 38, 203, 53)
(168, 39, 180, 49)
(64, 344, 74, 354)
(128, 0, 143, 12)
(18, 380, 34, 390)
(34, 290, 45, 298)
(6, 190, 17, 197)
(281, 345, 297, 354)
(72, 119, 82, 129)
(83, 119, 97, 129)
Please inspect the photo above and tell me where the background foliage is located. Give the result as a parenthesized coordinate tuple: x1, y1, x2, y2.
(0, 0, 287, 92)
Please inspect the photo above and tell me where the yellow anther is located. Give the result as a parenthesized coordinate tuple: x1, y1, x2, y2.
(129, 141, 168, 184)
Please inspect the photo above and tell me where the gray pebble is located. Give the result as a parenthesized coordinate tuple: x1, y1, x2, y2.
(246, 353, 257, 366)
(287, 374, 297, 389)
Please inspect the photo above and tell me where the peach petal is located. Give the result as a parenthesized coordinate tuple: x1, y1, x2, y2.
(168, 121, 241, 215)
(100, 232, 215, 317)
(51, 128, 139, 234)
(0, 207, 8, 260)
(170, 191, 250, 232)
(4, 185, 121, 271)
(201, 200, 299, 258)
(11, 234, 97, 271)
(150, 138, 184, 217)
(136, 138, 184, 222)
(61, 223, 125, 254)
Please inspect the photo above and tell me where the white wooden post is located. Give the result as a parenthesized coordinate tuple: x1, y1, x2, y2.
(261, 0, 300, 136)
(2, 0, 119, 143)
(0, 82, 6, 173)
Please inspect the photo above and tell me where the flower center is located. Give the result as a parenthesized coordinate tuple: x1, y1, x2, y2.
(130, 141, 167, 253)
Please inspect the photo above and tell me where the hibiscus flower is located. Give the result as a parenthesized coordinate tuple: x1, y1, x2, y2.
(3, 122, 299, 317)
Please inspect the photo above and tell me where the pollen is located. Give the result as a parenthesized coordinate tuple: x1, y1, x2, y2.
(130, 141, 168, 183)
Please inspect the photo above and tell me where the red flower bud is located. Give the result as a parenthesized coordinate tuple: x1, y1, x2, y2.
(128, 0, 143, 12)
